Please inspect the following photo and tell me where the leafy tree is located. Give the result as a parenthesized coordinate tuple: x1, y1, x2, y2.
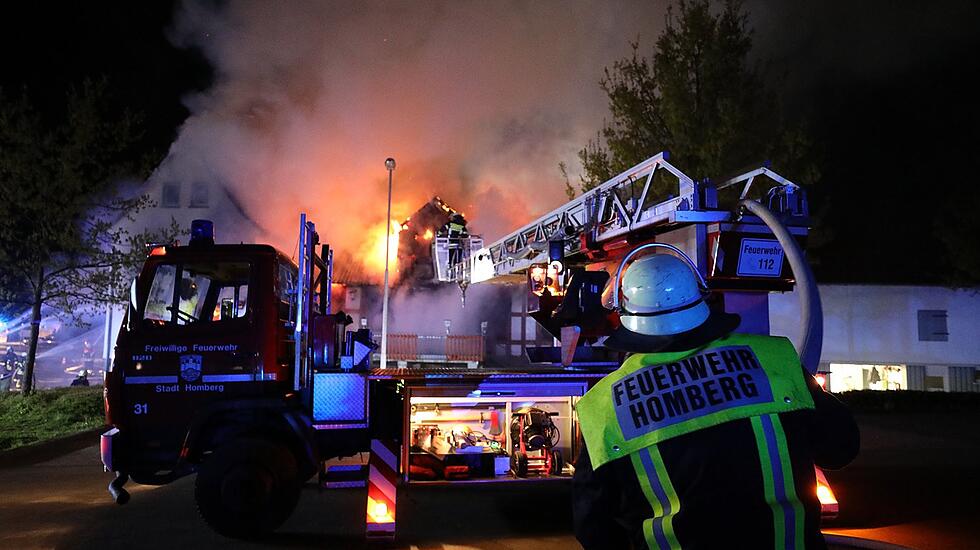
(935, 196, 980, 286)
(0, 79, 175, 394)
(572, 0, 817, 199)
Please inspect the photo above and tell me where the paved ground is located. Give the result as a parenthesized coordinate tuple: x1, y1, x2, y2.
(0, 413, 977, 549)
(824, 412, 980, 550)
(0, 444, 576, 550)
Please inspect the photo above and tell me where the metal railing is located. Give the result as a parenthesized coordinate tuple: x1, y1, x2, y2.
(461, 152, 805, 284)
(383, 334, 485, 364)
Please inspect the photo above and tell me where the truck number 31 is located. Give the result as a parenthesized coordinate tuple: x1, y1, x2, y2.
(133, 403, 149, 415)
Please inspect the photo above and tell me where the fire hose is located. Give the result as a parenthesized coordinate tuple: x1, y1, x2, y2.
(610, 194, 823, 374)
(738, 197, 823, 374)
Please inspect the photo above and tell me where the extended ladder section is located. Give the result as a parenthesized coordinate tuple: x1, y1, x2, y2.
(461, 152, 808, 284)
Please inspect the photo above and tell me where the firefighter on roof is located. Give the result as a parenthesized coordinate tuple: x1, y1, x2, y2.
(573, 253, 859, 549)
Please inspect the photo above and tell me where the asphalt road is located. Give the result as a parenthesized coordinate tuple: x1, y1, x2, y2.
(824, 412, 980, 550)
(0, 444, 577, 550)
(1, 413, 978, 550)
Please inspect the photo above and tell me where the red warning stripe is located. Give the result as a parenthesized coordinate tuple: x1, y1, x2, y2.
(365, 439, 399, 538)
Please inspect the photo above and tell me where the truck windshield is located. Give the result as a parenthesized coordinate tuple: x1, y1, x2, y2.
(142, 262, 251, 327)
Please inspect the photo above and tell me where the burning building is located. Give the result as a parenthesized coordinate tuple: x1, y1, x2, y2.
(313, 195, 553, 368)
(396, 197, 458, 286)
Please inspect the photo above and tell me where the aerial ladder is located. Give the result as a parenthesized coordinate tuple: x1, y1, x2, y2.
(441, 151, 821, 373)
(436, 151, 837, 516)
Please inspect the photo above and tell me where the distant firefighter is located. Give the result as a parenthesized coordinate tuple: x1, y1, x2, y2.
(71, 370, 90, 387)
(443, 213, 468, 265)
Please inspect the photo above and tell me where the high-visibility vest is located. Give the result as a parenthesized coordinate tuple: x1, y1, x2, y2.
(576, 333, 816, 549)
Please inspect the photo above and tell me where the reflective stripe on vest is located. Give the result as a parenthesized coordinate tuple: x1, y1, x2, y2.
(576, 333, 814, 470)
(631, 444, 681, 550)
(751, 413, 805, 550)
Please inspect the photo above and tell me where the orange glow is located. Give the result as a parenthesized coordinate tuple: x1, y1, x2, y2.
(817, 482, 837, 505)
(814, 466, 839, 519)
(815, 374, 827, 389)
(149, 246, 167, 256)
(364, 220, 402, 282)
(367, 496, 395, 523)
(422, 228, 434, 241)
(528, 263, 564, 297)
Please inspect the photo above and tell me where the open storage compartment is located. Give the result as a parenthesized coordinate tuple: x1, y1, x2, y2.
(405, 381, 586, 484)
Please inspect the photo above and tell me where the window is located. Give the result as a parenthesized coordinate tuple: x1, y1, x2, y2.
(161, 182, 180, 208)
(278, 262, 297, 322)
(925, 375, 946, 391)
(190, 182, 209, 208)
(141, 262, 251, 327)
(924, 365, 947, 391)
(277, 262, 298, 366)
(917, 309, 949, 341)
(144, 265, 177, 322)
(213, 285, 248, 321)
(828, 363, 908, 392)
(178, 270, 213, 324)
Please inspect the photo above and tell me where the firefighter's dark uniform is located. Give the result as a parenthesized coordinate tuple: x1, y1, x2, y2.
(447, 219, 466, 265)
(574, 333, 859, 549)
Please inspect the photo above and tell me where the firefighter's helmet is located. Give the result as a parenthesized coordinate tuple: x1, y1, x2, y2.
(619, 254, 710, 336)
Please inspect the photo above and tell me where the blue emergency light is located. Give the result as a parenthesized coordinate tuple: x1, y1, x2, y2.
(190, 219, 215, 246)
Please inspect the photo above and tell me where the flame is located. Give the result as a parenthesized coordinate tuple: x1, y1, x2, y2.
(422, 228, 434, 241)
(364, 219, 402, 282)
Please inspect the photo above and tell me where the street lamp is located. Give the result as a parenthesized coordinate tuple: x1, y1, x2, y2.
(380, 157, 396, 369)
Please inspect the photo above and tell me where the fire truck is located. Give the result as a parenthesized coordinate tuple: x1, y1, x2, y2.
(101, 151, 837, 540)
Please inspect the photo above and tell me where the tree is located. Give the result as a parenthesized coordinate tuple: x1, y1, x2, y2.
(572, 0, 817, 198)
(0, 79, 175, 394)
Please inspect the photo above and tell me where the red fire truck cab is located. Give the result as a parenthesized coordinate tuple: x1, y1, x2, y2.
(102, 219, 385, 537)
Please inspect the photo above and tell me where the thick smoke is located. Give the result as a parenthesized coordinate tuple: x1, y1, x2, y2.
(157, 1, 666, 275)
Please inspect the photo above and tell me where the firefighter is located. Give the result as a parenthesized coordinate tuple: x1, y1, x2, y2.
(82, 340, 95, 372)
(573, 254, 859, 549)
(70, 369, 90, 387)
(0, 348, 14, 392)
(446, 213, 468, 265)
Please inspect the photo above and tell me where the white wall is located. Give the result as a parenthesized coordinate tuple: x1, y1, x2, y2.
(118, 179, 263, 246)
(769, 285, 980, 367)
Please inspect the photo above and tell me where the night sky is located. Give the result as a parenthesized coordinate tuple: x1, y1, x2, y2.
(2, 1, 978, 285)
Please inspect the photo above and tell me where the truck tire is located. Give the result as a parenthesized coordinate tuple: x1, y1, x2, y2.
(511, 451, 528, 478)
(194, 438, 301, 539)
(549, 450, 564, 476)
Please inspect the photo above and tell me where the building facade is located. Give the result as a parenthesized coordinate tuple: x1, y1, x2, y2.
(769, 285, 980, 393)
(127, 178, 264, 246)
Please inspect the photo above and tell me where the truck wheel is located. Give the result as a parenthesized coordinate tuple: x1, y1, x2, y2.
(549, 450, 564, 475)
(194, 438, 301, 539)
(510, 451, 528, 478)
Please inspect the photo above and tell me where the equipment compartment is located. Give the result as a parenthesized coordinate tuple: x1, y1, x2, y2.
(404, 382, 584, 484)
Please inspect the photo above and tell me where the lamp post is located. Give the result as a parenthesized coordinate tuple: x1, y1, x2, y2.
(380, 157, 396, 369)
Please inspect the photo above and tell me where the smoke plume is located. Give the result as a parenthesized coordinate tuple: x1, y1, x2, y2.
(153, 0, 666, 279)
